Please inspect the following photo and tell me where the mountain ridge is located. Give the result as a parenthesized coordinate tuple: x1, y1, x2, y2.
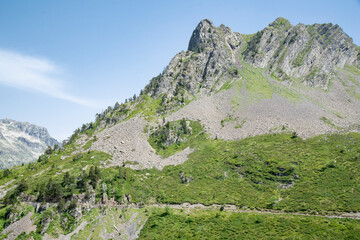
(0, 118, 59, 169)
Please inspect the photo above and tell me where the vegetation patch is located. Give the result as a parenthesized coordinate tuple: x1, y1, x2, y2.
(139, 208, 360, 239)
(243, 30, 264, 58)
(1, 133, 360, 238)
(220, 115, 238, 127)
(235, 119, 246, 129)
(344, 65, 360, 78)
(338, 74, 360, 101)
(101, 133, 360, 213)
(83, 136, 97, 150)
(292, 43, 312, 67)
(239, 62, 273, 103)
(125, 95, 163, 122)
(148, 120, 205, 158)
(320, 117, 343, 130)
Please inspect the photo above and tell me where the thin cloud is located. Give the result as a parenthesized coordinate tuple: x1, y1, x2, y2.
(0, 49, 95, 107)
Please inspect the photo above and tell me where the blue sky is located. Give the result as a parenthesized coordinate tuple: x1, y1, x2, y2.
(0, 0, 359, 140)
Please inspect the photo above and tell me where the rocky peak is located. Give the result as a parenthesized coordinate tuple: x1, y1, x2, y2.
(145, 18, 359, 99)
(188, 19, 216, 52)
(243, 18, 359, 88)
(149, 19, 243, 100)
(268, 17, 292, 29)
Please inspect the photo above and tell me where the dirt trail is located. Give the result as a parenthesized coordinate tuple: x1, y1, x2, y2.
(18, 201, 360, 220)
(67, 202, 360, 220)
(151, 203, 360, 220)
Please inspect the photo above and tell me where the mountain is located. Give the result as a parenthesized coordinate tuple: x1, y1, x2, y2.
(0, 18, 359, 239)
(84, 18, 360, 170)
(0, 119, 59, 169)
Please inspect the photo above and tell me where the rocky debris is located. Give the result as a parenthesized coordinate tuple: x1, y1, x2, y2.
(18, 192, 36, 202)
(1, 212, 36, 240)
(35, 202, 53, 213)
(125, 194, 132, 203)
(90, 117, 194, 170)
(70, 190, 96, 213)
(60, 156, 69, 160)
(167, 72, 360, 140)
(101, 192, 117, 206)
(40, 212, 54, 234)
(69, 206, 82, 220)
(106, 212, 146, 240)
(120, 194, 132, 205)
(141, 18, 359, 143)
(179, 172, 193, 183)
(279, 181, 295, 189)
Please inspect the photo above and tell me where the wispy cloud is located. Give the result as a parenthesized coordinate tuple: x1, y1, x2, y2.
(0, 49, 94, 106)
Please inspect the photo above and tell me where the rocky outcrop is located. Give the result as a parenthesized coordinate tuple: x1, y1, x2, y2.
(145, 17, 359, 98)
(0, 119, 59, 169)
(243, 17, 359, 88)
(147, 19, 244, 99)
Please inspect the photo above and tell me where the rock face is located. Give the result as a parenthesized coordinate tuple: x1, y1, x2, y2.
(148, 19, 243, 98)
(0, 119, 59, 168)
(145, 18, 359, 98)
(243, 17, 359, 88)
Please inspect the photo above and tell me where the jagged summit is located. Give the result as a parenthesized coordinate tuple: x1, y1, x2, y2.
(188, 19, 216, 52)
(268, 17, 292, 28)
(148, 17, 359, 101)
(186, 17, 359, 89)
(244, 18, 359, 87)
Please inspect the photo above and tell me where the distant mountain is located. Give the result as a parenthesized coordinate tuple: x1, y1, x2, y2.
(0, 118, 59, 168)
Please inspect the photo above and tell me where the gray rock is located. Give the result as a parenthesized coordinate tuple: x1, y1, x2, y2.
(243, 17, 359, 89)
(145, 17, 359, 99)
(147, 19, 243, 100)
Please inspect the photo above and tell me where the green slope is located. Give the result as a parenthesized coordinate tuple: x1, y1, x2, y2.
(139, 208, 360, 240)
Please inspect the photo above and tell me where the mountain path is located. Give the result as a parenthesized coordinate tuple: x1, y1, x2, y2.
(23, 201, 360, 220)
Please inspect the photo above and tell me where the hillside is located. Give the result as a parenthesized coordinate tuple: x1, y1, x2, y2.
(0, 18, 359, 239)
(0, 119, 59, 169)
